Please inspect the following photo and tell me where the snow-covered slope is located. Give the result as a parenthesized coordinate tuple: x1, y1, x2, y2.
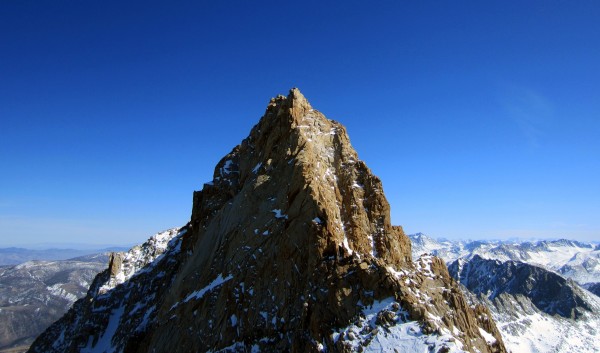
(448, 256, 600, 353)
(332, 297, 467, 353)
(98, 228, 181, 293)
(28, 227, 186, 353)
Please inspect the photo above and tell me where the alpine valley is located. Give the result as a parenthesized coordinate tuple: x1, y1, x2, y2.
(0, 255, 110, 352)
(22, 90, 597, 353)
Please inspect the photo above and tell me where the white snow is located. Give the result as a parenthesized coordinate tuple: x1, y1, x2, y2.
(221, 160, 234, 174)
(492, 291, 600, 353)
(367, 234, 378, 258)
(333, 297, 466, 353)
(252, 162, 262, 174)
(342, 235, 354, 255)
(136, 305, 155, 332)
(259, 311, 268, 321)
(351, 181, 363, 189)
(81, 304, 125, 353)
(409, 234, 600, 285)
(181, 273, 233, 304)
(47, 284, 78, 303)
(478, 327, 497, 345)
(98, 228, 183, 294)
(271, 209, 288, 219)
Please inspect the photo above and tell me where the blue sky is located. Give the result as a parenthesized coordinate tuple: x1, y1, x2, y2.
(1, 1, 599, 246)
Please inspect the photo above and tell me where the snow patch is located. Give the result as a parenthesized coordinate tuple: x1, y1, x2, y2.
(333, 297, 466, 352)
(81, 304, 125, 353)
(478, 327, 497, 345)
(98, 228, 183, 294)
(272, 209, 288, 219)
(179, 274, 233, 305)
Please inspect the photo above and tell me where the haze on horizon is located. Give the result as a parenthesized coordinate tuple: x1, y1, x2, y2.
(1, 2, 598, 247)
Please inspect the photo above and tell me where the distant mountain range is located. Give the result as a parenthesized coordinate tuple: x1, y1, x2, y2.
(409, 233, 600, 287)
(0, 247, 129, 266)
(410, 233, 600, 353)
(0, 255, 110, 353)
(449, 255, 600, 353)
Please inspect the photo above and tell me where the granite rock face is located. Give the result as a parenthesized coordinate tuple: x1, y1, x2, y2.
(29, 89, 506, 353)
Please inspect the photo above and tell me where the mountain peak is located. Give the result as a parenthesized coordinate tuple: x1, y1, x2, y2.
(192, 88, 411, 267)
(29, 90, 506, 353)
(288, 86, 310, 107)
(264, 87, 313, 125)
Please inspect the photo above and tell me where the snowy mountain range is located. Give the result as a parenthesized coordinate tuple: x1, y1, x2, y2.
(409, 233, 600, 288)
(0, 256, 108, 352)
(449, 255, 600, 353)
(409, 233, 600, 353)
(0, 247, 128, 266)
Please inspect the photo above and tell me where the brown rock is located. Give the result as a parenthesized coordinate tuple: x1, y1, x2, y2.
(108, 252, 124, 277)
(28, 89, 506, 353)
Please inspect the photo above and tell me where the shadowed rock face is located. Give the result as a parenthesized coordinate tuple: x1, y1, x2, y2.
(28, 89, 506, 353)
(448, 255, 600, 353)
(448, 255, 592, 319)
(584, 282, 600, 297)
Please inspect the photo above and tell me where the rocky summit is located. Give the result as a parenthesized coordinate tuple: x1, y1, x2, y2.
(28, 89, 506, 353)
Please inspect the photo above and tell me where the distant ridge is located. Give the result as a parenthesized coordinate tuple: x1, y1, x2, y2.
(0, 247, 129, 266)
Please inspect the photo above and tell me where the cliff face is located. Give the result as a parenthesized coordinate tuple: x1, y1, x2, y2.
(29, 89, 506, 353)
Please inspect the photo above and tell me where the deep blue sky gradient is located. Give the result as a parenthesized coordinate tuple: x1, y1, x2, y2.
(1, 1, 599, 246)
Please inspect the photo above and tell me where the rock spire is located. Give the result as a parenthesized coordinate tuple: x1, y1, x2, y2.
(29, 89, 506, 353)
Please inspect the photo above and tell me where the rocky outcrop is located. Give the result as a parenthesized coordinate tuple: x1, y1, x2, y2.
(29, 89, 506, 353)
(107, 253, 124, 278)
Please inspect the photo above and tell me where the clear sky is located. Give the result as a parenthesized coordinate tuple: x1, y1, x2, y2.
(1, 1, 599, 247)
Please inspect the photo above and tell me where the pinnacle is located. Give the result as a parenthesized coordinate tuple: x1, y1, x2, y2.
(287, 87, 312, 115)
(288, 87, 307, 105)
(264, 87, 313, 121)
